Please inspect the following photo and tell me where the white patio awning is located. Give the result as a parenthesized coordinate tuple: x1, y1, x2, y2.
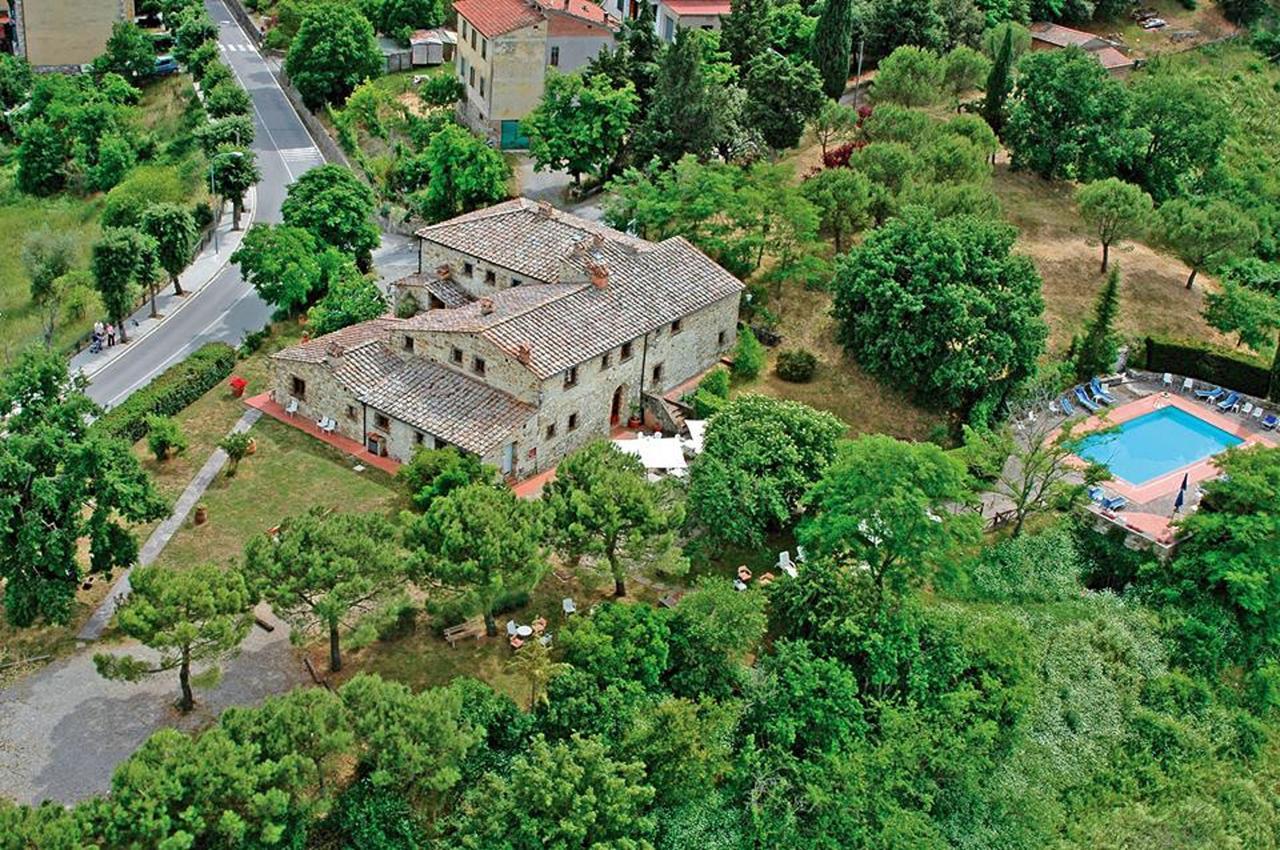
(614, 436, 688, 471)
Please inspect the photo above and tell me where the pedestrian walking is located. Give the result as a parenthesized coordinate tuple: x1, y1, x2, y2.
(106, 323, 116, 346)
(93, 320, 104, 338)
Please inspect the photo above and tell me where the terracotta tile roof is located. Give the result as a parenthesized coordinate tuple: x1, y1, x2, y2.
(271, 318, 404, 364)
(454, 0, 544, 38)
(411, 200, 743, 378)
(358, 354, 535, 455)
(1094, 46, 1135, 70)
(395, 272, 475, 309)
(542, 0, 613, 26)
(662, 0, 732, 15)
(1029, 22, 1109, 49)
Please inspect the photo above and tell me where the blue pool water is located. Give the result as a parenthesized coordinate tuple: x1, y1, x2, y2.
(1073, 406, 1242, 485)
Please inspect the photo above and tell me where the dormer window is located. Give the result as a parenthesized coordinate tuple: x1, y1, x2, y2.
(564, 365, 578, 389)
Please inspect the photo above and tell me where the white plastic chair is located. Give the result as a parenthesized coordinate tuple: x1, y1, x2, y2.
(1241, 401, 1254, 417)
(1253, 406, 1264, 421)
(506, 620, 518, 637)
(1162, 373, 1173, 388)
(562, 598, 576, 615)
(1180, 377, 1193, 394)
(285, 397, 299, 416)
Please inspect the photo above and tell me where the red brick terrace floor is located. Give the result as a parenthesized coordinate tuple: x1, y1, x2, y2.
(245, 393, 402, 476)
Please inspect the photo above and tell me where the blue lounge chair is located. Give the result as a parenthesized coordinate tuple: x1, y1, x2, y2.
(1074, 386, 1101, 413)
(1102, 495, 1128, 512)
(1087, 485, 1105, 503)
(1217, 392, 1240, 412)
(1195, 386, 1224, 401)
(1060, 396, 1075, 416)
(1263, 413, 1278, 431)
(1090, 377, 1116, 404)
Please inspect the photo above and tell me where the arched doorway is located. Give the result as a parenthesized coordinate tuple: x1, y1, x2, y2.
(610, 385, 625, 425)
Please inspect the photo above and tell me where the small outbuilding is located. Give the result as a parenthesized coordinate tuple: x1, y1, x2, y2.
(410, 28, 457, 66)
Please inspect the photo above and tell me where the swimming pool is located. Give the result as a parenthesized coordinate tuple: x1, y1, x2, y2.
(1073, 406, 1243, 485)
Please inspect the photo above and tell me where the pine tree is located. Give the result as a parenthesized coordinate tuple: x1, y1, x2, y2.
(636, 28, 720, 165)
(624, 1, 662, 110)
(812, 0, 855, 100)
(982, 25, 1014, 139)
(721, 0, 773, 69)
(1075, 267, 1121, 380)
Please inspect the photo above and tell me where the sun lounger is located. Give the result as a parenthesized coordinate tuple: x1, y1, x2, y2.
(1195, 386, 1224, 401)
(1090, 377, 1116, 404)
(1102, 495, 1128, 511)
(1060, 396, 1076, 416)
(1217, 392, 1240, 412)
(285, 398, 299, 416)
(1087, 485, 1105, 503)
(1263, 413, 1278, 430)
(1074, 387, 1101, 413)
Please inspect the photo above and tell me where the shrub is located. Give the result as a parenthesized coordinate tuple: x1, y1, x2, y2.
(327, 778, 423, 850)
(698, 367, 731, 399)
(95, 343, 238, 443)
(775, 349, 817, 383)
(145, 415, 188, 461)
(691, 388, 727, 419)
(732, 327, 765, 380)
(1145, 337, 1271, 399)
(101, 166, 188, 228)
(963, 525, 1083, 603)
(220, 431, 253, 476)
(420, 74, 464, 108)
(395, 291, 420, 318)
(204, 80, 251, 118)
(199, 59, 233, 91)
(427, 588, 530, 634)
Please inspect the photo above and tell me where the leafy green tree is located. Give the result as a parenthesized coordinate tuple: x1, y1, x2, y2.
(743, 51, 825, 149)
(230, 224, 324, 317)
(799, 435, 978, 605)
(172, 8, 217, 65)
(873, 46, 944, 107)
(210, 146, 261, 230)
(506, 637, 570, 709)
(306, 264, 386, 334)
(403, 482, 547, 636)
(831, 208, 1047, 423)
(812, 0, 855, 99)
(941, 45, 989, 110)
(810, 100, 857, 156)
(451, 735, 656, 849)
(91, 227, 154, 342)
(721, 0, 774, 68)
(339, 673, 477, 799)
(1006, 47, 1131, 180)
(733, 325, 765, 379)
(637, 27, 724, 164)
(378, 0, 444, 34)
(743, 638, 865, 756)
(286, 2, 383, 108)
(1123, 72, 1229, 202)
(419, 72, 463, 107)
(245, 510, 404, 672)
(398, 445, 492, 511)
(220, 430, 253, 476)
(281, 163, 380, 268)
(981, 23, 1015, 138)
(0, 53, 33, 109)
(1076, 177, 1152, 273)
(87, 131, 136, 193)
(688, 395, 845, 547)
(21, 228, 77, 348)
(981, 21, 1031, 59)
(1205, 278, 1280, 355)
(1157, 197, 1259, 289)
(523, 71, 639, 185)
(561, 601, 671, 693)
(93, 21, 155, 81)
(15, 120, 68, 196)
(204, 80, 252, 118)
(621, 696, 739, 808)
(801, 167, 873, 252)
(414, 124, 511, 224)
(329, 778, 425, 850)
(1220, 0, 1271, 25)
(665, 577, 768, 698)
(1075, 266, 1123, 380)
(0, 351, 165, 626)
(1150, 446, 1280, 659)
(145, 414, 188, 461)
(186, 36, 221, 79)
(95, 563, 257, 712)
(139, 202, 197, 296)
(544, 441, 687, 598)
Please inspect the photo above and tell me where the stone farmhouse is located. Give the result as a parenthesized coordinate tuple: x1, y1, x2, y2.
(270, 200, 742, 479)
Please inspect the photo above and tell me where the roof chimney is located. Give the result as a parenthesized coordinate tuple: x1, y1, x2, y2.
(479, 297, 495, 315)
(324, 341, 345, 362)
(515, 343, 533, 365)
(587, 259, 609, 289)
(435, 263, 451, 280)
(536, 200, 554, 219)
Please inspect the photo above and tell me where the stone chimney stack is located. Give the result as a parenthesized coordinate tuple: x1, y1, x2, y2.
(479, 297, 495, 315)
(587, 259, 609, 289)
(536, 200, 554, 219)
(324, 342, 345, 364)
(435, 263, 451, 280)
(516, 343, 533, 365)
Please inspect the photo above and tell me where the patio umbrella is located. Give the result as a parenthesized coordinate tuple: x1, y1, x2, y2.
(1173, 487, 1185, 513)
(1179, 472, 1189, 492)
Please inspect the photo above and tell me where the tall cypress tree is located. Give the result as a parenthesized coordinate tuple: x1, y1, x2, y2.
(812, 0, 856, 100)
(982, 25, 1014, 139)
(636, 27, 719, 165)
(624, 1, 663, 109)
(721, 0, 773, 69)
(1075, 266, 1121, 380)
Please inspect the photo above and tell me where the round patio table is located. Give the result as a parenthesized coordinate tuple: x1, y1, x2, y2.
(516, 625, 533, 638)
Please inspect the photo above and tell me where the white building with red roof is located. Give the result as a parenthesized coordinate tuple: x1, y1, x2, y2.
(655, 0, 731, 42)
(453, 0, 620, 147)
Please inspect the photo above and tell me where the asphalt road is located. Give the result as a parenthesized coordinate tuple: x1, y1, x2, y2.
(84, 0, 325, 408)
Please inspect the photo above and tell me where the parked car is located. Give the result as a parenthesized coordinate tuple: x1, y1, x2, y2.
(1141, 17, 1167, 29)
(153, 55, 180, 77)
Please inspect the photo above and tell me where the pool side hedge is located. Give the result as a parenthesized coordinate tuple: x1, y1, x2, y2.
(95, 342, 239, 443)
(1144, 337, 1273, 400)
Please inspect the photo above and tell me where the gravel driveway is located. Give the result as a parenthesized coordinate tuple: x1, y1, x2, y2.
(0, 605, 308, 806)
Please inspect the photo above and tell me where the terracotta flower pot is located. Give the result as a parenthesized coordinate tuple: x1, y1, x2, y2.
(246, 438, 257, 456)
(194, 505, 208, 525)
